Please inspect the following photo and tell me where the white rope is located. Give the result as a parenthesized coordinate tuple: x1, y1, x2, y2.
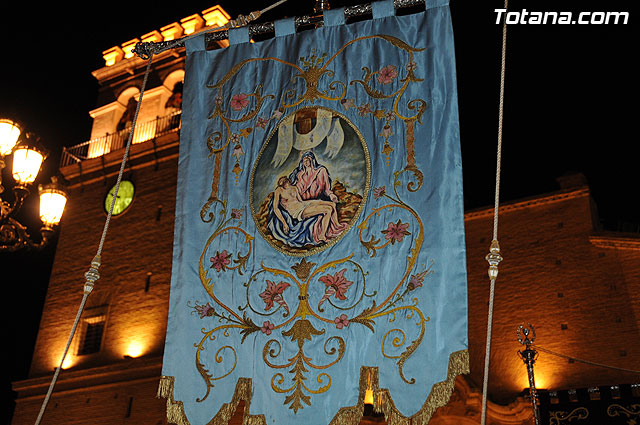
(535, 346, 640, 375)
(33, 54, 155, 425)
(480, 0, 508, 424)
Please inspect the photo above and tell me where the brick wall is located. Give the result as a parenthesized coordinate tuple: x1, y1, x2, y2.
(12, 376, 167, 425)
(29, 157, 177, 377)
(465, 187, 640, 403)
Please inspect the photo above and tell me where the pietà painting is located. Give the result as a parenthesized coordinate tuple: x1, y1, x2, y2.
(160, 1, 469, 424)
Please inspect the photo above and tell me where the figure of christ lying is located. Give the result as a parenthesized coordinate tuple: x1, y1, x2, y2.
(272, 176, 346, 245)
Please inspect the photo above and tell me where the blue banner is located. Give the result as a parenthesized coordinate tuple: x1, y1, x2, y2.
(161, 2, 468, 424)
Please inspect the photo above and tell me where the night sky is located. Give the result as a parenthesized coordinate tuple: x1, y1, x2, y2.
(1, 0, 637, 422)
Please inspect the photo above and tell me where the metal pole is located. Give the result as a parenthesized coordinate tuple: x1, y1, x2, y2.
(517, 323, 541, 425)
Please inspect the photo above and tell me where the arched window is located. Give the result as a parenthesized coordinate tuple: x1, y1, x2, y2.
(162, 70, 185, 131)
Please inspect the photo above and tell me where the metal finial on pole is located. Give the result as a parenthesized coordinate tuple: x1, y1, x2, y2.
(517, 323, 541, 425)
(314, 0, 331, 13)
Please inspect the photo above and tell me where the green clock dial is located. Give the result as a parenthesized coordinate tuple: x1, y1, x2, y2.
(105, 180, 135, 216)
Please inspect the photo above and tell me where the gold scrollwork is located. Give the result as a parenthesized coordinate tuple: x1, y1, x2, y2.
(263, 319, 345, 412)
(549, 407, 589, 425)
(195, 324, 241, 402)
(607, 403, 640, 423)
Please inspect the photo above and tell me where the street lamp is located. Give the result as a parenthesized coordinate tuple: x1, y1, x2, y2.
(517, 323, 541, 425)
(0, 118, 67, 251)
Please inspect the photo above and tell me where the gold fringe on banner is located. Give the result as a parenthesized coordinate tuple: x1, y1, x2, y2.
(158, 350, 469, 425)
(329, 366, 379, 425)
(158, 376, 190, 425)
(374, 350, 470, 425)
(208, 378, 266, 425)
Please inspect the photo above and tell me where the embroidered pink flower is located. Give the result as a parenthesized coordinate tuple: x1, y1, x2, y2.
(382, 220, 411, 244)
(380, 124, 393, 139)
(334, 314, 350, 329)
(195, 302, 214, 318)
(255, 116, 269, 129)
(408, 270, 429, 291)
(259, 280, 291, 313)
(232, 144, 244, 161)
(377, 65, 398, 85)
(340, 98, 355, 110)
(230, 93, 250, 111)
(231, 208, 243, 220)
(373, 186, 386, 200)
(318, 269, 354, 309)
(261, 320, 275, 335)
(272, 108, 284, 120)
(357, 103, 373, 116)
(210, 250, 232, 272)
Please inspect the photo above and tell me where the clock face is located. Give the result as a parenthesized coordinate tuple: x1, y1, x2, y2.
(105, 180, 135, 216)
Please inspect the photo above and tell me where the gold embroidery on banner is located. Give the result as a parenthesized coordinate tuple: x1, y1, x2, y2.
(194, 324, 241, 403)
(264, 319, 345, 412)
(291, 258, 317, 281)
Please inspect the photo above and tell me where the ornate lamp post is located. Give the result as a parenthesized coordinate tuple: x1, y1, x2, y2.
(517, 323, 541, 425)
(0, 118, 67, 251)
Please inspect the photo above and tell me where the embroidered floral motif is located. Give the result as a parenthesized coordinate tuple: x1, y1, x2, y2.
(210, 250, 232, 271)
(377, 65, 398, 85)
(195, 302, 215, 318)
(408, 269, 429, 290)
(406, 61, 418, 72)
(232, 144, 244, 161)
(261, 320, 275, 335)
(384, 110, 396, 121)
(334, 314, 350, 329)
(272, 108, 284, 120)
(230, 93, 250, 111)
(318, 269, 354, 309)
(373, 186, 386, 200)
(357, 103, 373, 116)
(259, 280, 291, 313)
(382, 220, 411, 244)
(231, 208, 243, 220)
(340, 98, 355, 110)
(380, 124, 393, 139)
(255, 116, 269, 130)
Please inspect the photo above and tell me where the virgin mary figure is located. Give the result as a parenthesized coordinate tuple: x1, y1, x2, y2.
(288, 151, 339, 203)
(266, 151, 347, 249)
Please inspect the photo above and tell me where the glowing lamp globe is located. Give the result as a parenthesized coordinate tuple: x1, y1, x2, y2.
(39, 178, 67, 228)
(12, 142, 46, 186)
(0, 119, 22, 156)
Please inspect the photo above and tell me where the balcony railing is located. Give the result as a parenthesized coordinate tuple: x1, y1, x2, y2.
(60, 111, 182, 167)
